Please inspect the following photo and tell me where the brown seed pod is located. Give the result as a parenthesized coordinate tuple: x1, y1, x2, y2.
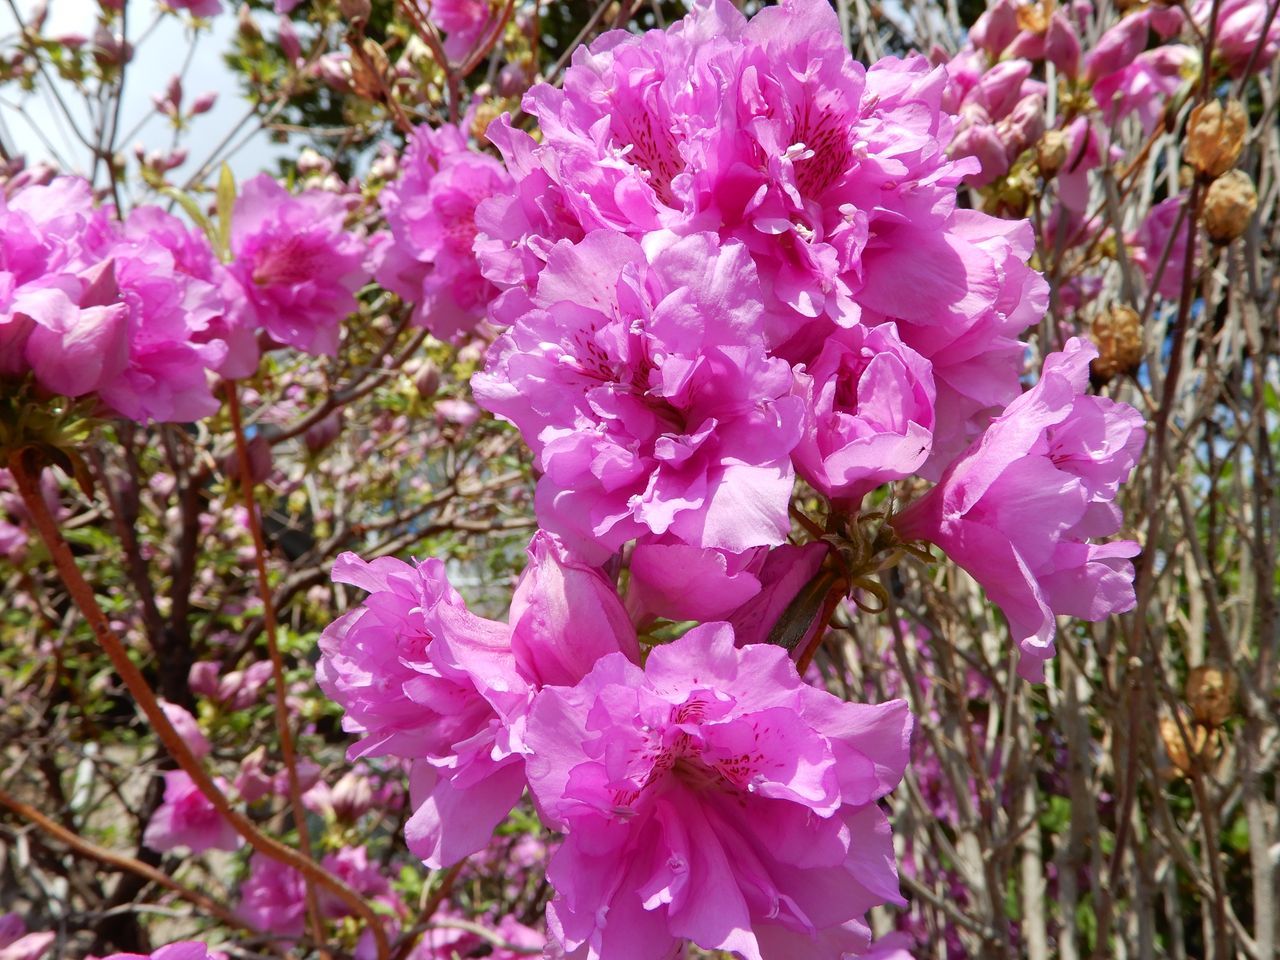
(1202, 170, 1258, 244)
(1090, 305, 1143, 382)
(1160, 714, 1211, 777)
(1185, 99, 1247, 180)
(1186, 662, 1238, 727)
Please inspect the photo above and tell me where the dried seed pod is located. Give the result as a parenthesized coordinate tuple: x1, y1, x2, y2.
(1185, 99, 1247, 180)
(1160, 714, 1211, 777)
(1036, 129, 1068, 177)
(1090, 305, 1143, 382)
(1202, 170, 1258, 243)
(1186, 662, 1238, 727)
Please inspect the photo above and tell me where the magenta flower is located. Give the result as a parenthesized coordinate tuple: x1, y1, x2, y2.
(626, 540, 769, 624)
(0, 915, 54, 960)
(316, 552, 526, 866)
(166, 0, 222, 16)
(1131, 195, 1191, 301)
(526, 622, 913, 960)
(473, 231, 803, 560)
(894, 338, 1146, 681)
(426, 0, 493, 61)
(792, 323, 936, 504)
(376, 122, 512, 341)
(0, 179, 229, 423)
(159, 700, 211, 759)
(509, 531, 640, 688)
(480, 0, 1045, 433)
(94, 944, 216, 960)
(237, 853, 307, 938)
(1084, 11, 1152, 84)
(1093, 46, 1198, 134)
(142, 771, 242, 854)
(1193, 0, 1280, 75)
(227, 174, 369, 357)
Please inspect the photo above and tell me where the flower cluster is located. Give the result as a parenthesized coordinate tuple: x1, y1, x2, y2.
(0, 173, 372, 428)
(314, 0, 1148, 957)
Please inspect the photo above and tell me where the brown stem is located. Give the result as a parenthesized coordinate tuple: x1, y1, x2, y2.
(6, 447, 391, 960)
(0, 784, 277, 952)
(224, 381, 329, 957)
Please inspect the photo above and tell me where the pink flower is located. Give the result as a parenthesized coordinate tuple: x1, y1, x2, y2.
(1084, 11, 1152, 84)
(509, 531, 640, 688)
(426, 0, 493, 61)
(894, 338, 1146, 681)
(0, 179, 229, 423)
(625, 540, 768, 624)
(1194, 0, 1280, 75)
(237, 853, 307, 938)
(726, 541, 829, 650)
(167, 0, 221, 15)
(316, 552, 525, 866)
(0, 915, 55, 960)
(1131, 195, 1191, 301)
(159, 700, 210, 759)
(526, 622, 913, 960)
(480, 0, 1043, 430)
(318, 846, 393, 919)
(142, 771, 242, 854)
(227, 174, 369, 357)
(376, 122, 511, 341)
(94, 944, 216, 960)
(792, 323, 936, 504)
(473, 231, 803, 561)
(1092, 46, 1198, 134)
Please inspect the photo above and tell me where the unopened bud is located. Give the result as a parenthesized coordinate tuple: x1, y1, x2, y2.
(237, 3, 260, 39)
(296, 147, 330, 176)
(1036, 129, 1068, 177)
(414, 360, 441, 399)
(331, 770, 374, 822)
(303, 410, 343, 454)
(278, 17, 301, 62)
(1185, 98, 1246, 180)
(1090, 305, 1143, 382)
(190, 91, 217, 115)
(1185, 662, 1237, 728)
(1202, 169, 1257, 243)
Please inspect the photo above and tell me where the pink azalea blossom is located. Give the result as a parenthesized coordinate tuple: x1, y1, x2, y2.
(376, 121, 512, 341)
(94, 944, 216, 960)
(626, 540, 768, 625)
(226, 174, 369, 357)
(473, 231, 803, 560)
(158, 700, 210, 759)
(425, 0, 493, 61)
(894, 338, 1146, 681)
(0, 915, 55, 960)
(237, 853, 307, 938)
(508, 531, 640, 688)
(142, 771, 242, 854)
(479, 0, 1044, 436)
(525, 622, 913, 960)
(726, 541, 829, 650)
(792, 323, 936, 504)
(316, 552, 526, 866)
(166, 0, 222, 17)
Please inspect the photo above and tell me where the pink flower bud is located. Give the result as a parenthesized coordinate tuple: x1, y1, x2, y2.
(190, 90, 217, 115)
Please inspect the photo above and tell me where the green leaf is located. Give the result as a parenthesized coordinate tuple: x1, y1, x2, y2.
(160, 186, 216, 243)
(216, 163, 237, 258)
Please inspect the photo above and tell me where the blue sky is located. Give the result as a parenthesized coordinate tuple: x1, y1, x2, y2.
(0, 0, 285, 189)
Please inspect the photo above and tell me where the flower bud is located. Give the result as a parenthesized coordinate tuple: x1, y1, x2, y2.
(304, 410, 343, 454)
(339, 0, 371, 22)
(1090, 304, 1143, 382)
(190, 91, 218, 115)
(413, 360, 441, 399)
(1036, 129, 1068, 176)
(1202, 169, 1257, 243)
(278, 16, 301, 63)
(1185, 98, 1246, 180)
(1185, 662, 1236, 727)
(330, 770, 374, 822)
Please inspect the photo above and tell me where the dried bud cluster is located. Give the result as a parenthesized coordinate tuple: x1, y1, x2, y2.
(1186, 662, 1237, 727)
(1202, 170, 1258, 242)
(1090, 305, 1143, 381)
(1185, 99, 1247, 180)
